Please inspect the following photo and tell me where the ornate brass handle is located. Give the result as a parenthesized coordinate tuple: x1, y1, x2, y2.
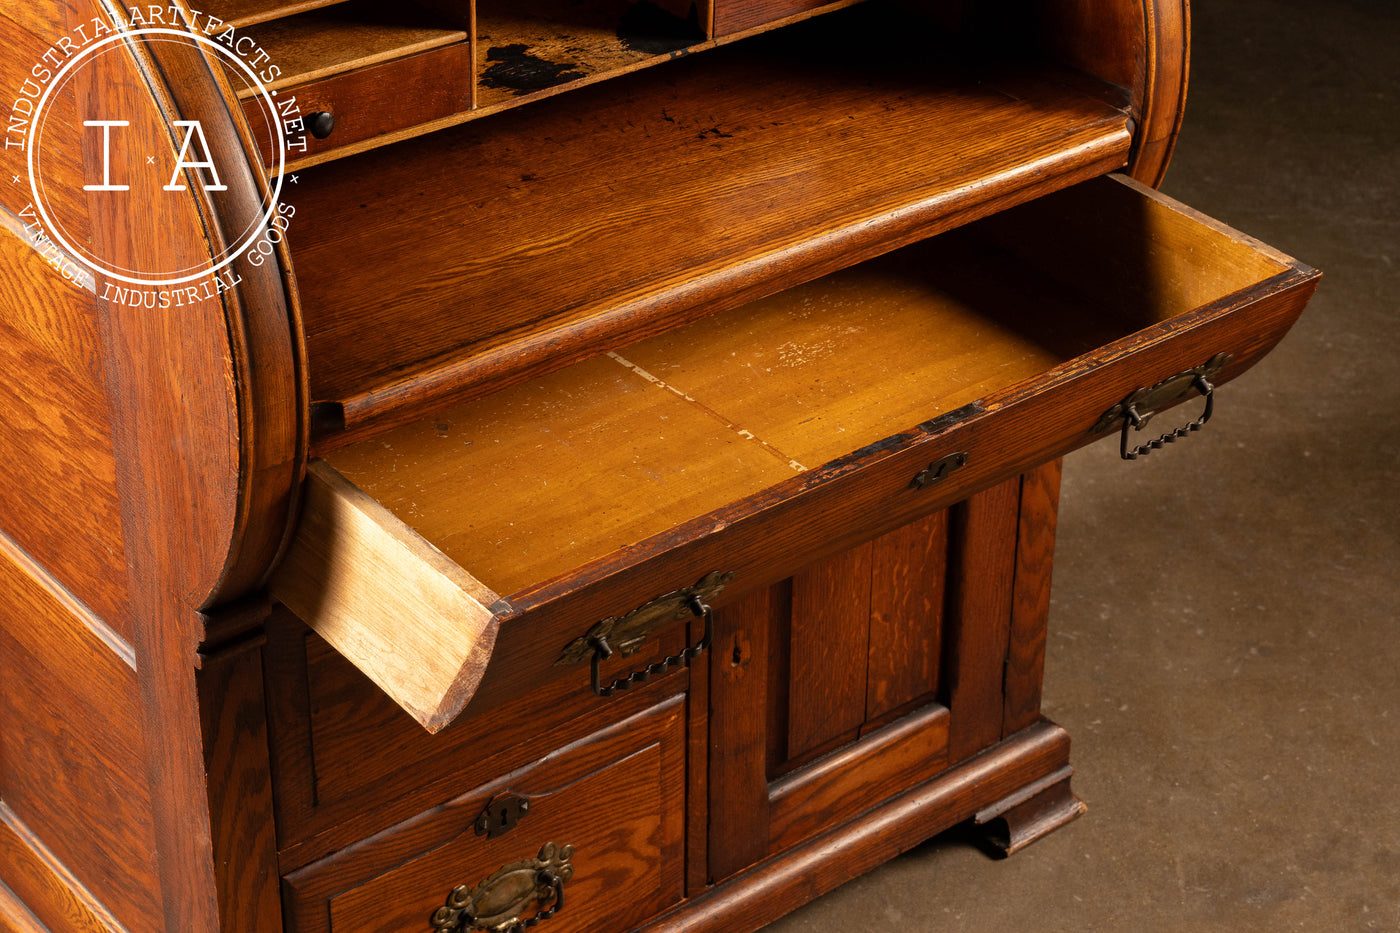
(1093, 354, 1232, 461)
(431, 842, 574, 933)
(588, 593, 713, 696)
(556, 571, 733, 697)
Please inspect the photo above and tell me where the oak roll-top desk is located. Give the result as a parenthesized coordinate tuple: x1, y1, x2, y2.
(0, 1, 1318, 931)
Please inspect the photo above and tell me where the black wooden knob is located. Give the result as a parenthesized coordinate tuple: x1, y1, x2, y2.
(308, 111, 335, 139)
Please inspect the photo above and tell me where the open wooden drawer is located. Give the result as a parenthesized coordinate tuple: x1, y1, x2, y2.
(269, 173, 1318, 732)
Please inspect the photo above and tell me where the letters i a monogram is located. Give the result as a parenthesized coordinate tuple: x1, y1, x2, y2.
(82, 119, 228, 193)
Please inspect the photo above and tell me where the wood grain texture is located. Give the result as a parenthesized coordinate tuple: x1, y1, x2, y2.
(0, 881, 50, 933)
(263, 608, 686, 866)
(0, 214, 128, 641)
(239, 41, 472, 165)
(268, 461, 503, 732)
(786, 543, 872, 761)
(943, 476, 1021, 763)
(243, 0, 466, 93)
(284, 697, 687, 933)
(475, 0, 706, 109)
(320, 175, 1309, 620)
(685, 605, 712, 896)
(767, 703, 949, 854)
(1003, 460, 1061, 736)
(323, 354, 795, 597)
(0, 807, 126, 933)
(642, 720, 1074, 933)
(286, 179, 1319, 757)
(866, 510, 947, 722)
(201, 0, 353, 29)
(197, 635, 282, 933)
(61, 15, 302, 929)
(707, 585, 777, 882)
(1129, 0, 1190, 185)
(0, 540, 159, 931)
(293, 4, 1131, 431)
(713, 0, 851, 35)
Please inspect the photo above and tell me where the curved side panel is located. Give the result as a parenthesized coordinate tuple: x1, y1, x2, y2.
(1018, 0, 1188, 187)
(1129, 0, 1190, 185)
(120, 5, 307, 610)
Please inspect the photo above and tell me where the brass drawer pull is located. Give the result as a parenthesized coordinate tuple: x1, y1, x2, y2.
(555, 571, 733, 698)
(589, 593, 713, 697)
(1094, 354, 1232, 461)
(431, 842, 574, 932)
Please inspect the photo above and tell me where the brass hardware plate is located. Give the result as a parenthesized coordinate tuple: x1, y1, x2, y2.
(556, 570, 734, 667)
(912, 451, 969, 489)
(475, 792, 530, 839)
(1092, 353, 1232, 434)
(431, 842, 574, 932)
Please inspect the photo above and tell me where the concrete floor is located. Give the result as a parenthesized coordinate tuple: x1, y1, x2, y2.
(768, 1, 1400, 930)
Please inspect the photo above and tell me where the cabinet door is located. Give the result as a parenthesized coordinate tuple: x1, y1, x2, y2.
(706, 467, 1059, 881)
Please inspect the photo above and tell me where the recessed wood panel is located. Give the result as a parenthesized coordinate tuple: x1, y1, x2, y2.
(0, 218, 128, 641)
(0, 549, 159, 932)
(786, 543, 873, 761)
(866, 511, 947, 722)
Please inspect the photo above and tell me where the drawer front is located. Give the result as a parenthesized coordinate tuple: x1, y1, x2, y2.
(274, 174, 1319, 742)
(240, 42, 472, 169)
(283, 695, 686, 933)
(265, 605, 688, 863)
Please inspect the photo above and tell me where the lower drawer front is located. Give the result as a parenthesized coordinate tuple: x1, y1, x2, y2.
(283, 695, 686, 933)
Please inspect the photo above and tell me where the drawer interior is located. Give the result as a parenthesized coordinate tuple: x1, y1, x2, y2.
(271, 172, 1315, 732)
(321, 174, 1295, 598)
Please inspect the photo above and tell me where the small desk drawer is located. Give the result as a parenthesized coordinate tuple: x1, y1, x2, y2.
(282, 695, 686, 933)
(270, 173, 1318, 736)
(232, 2, 472, 169)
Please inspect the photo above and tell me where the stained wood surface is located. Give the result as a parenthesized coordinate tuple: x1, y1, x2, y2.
(83, 25, 304, 930)
(0, 806, 126, 933)
(476, 0, 706, 108)
(1003, 460, 1061, 735)
(268, 461, 503, 732)
(323, 175, 1299, 603)
(242, 1, 467, 94)
(293, 5, 1131, 429)
(786, 544, 873, 760)
(197, 636, 282, 933)
(0, 542, 159, 931)
(1130, 0, 1190, 185)
(643, 720, 1073, 933)
(707, 586, 777, 881)
(203, 0, 353, 29)
(239, 41, 472, 164)
(263, 605, 687, 865)
(865, 510, 946, 722)
(0, 881, 49, 933)
(325, 354, 796, 596)
(283, 697, 686, 933)
(713, 0, 849, 35)
(943, 478, 1021, 762)
(0, 220, 130, 639)
(767, 703, 949, 853)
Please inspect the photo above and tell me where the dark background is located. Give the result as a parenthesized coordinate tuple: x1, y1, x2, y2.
(771, 2, 1400, 929)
